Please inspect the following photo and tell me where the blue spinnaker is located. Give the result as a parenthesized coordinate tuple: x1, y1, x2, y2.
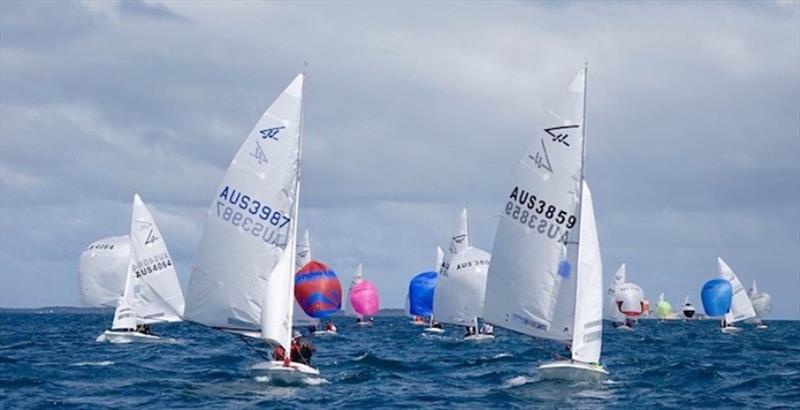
(408, 271, 437, 317)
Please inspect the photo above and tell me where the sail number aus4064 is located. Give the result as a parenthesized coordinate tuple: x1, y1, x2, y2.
(504, 186, 576, 244)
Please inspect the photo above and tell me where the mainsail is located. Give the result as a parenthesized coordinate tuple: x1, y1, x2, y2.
(293, 230, 319, 326)
(604, 263, 626, 322)
(185, 74, 304, 351)
(432, 246, 491, 327)
(111, 194, 184, 329)
(483, 68, 587, 343)
(749, 279, 772, 318)
(346, 264, 365, 318)
(717, 257, 756, 323)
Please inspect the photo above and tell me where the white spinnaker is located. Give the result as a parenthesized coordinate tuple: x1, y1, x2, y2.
(184, 74, 303, 334)
(432, 247, 491, 326)
(293, 229, 318, 326)
(483, 68, 586, 342)
(571, 181, 602, 364)
(127, 194, 184, 324)
(604, 263, 626, 321)
(749, 279, 772, 318)
(717, 257, 756, 323)
(346, 264, 365, 318)
(79, 236, 130, 307)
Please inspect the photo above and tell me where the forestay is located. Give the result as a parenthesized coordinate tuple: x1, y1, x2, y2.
(185, 74, 304, 342)
(432, 246, 491, 327)
(571, 181, 602, 364)
(717, 257, 756, 323)
(483, 69, 586, 342)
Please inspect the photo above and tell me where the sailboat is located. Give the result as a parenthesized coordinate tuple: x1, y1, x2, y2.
(347, 264, 380, 325)
(424, 210, 472, 334)
(748, 279, 771, 329)
(79, 235, 130, 308)
(483, 66, 608, 380)
(681, 296, 696, 319)
(293, 230, 319, 329)
(604, 263, 628, 329)
(96, 194, 185, 343)
(717, 257, 757, 334)
(433, 244, 493, 341)
(184, 74, 319, 383)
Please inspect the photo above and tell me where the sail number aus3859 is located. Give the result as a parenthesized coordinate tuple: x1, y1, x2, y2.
(505, 186, 576, 244)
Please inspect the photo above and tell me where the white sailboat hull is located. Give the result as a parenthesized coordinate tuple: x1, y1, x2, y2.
(356, 321, 373, 327)
(312, 330, 337, 336)
(538, 360, 608, 381)
(721, 326, 743, 334)
(423, 327, 444, 334)
(96, 330, 166, 344)
(463, 333, 495, 342)
(755, 324, 768, 329)
(250, 360, 320, 385)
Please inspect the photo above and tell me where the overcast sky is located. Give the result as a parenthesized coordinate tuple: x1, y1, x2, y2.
(1, 0, 798, 319)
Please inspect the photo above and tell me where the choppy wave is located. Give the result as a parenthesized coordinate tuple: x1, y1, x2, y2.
(1, 311, 798, 408)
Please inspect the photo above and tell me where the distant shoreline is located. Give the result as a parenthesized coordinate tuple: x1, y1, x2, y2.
(1, 307, 797, 321)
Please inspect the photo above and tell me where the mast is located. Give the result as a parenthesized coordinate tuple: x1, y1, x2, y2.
(281, 72, 304, 349)
(570, 63, 589, 356)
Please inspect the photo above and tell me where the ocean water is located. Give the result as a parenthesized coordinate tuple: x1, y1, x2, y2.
(1, 310, 798, 409)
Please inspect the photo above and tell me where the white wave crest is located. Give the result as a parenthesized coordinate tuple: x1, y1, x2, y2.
(71, 360, 114, 367)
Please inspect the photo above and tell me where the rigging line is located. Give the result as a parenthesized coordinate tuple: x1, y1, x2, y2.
(237, 334, 270, 361)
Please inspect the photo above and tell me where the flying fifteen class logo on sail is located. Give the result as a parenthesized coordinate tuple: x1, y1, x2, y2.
(250, 126, 285, 165)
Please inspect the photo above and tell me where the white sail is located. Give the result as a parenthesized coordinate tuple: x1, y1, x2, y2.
(571, 181, 602, 364)
(717, 257, 756, 323)
(435, 246, 445, 274)
(749, 279, 773, 318)
(79, 236, 130, 307)
(483, 68, 586, 342)
(604, 263, 626, 321)
(185, 74, 304, 338)
(346, 264, 365, 318)
(128, 194, 184, 323)
(110, 194, 184, 328)
(296, 229, 311, 269)
(432, 246, 491, 327)
(111, 264, 138, 330)
(448, 208, 470, 256)
(292, 229, 318, 326)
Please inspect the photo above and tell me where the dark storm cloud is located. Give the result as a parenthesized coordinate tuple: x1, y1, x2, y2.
(1, 1, 798, 318)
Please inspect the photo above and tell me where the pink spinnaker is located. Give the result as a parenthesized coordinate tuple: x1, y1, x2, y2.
(350, 280, 380, 317)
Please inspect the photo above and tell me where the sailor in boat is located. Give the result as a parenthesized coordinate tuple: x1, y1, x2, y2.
(356, 317, 363, 324)
(134, 324, 152, 335)
(463, 326, 476, 338)
(479, 323, 494, 336)
(324, 322, 337, 333)
(273, 331, 316, 366)
(432, 322, 443, 330)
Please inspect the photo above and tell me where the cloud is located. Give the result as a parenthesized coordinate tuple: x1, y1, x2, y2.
(1, 1, 798, 318)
